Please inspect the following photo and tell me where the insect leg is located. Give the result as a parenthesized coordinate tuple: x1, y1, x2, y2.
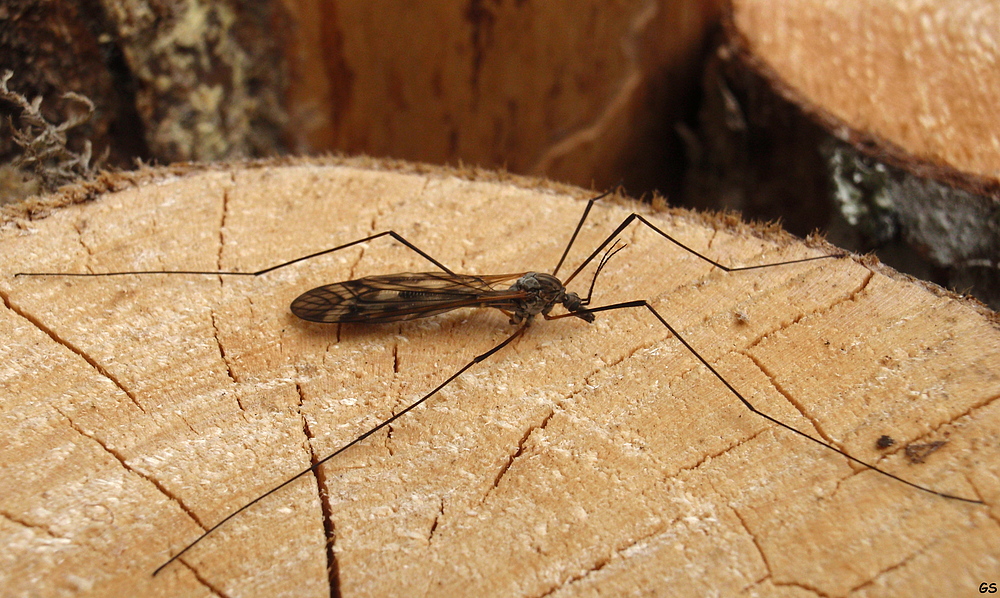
(153, 323, 529, 576)
(550, 300, 983, 504)
(561, 212, 846, 288)
(16, 231, 456, 278)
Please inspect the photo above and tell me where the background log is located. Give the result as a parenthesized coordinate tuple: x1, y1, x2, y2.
(1, 159, 997, 596)
(0, 0, 721, 197)
(4, 0, 998, 308)
(688, 0, 1000, 309)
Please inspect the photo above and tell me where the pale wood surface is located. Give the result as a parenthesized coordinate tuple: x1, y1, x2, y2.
(1, 161, 997, 597)
(695, 0, 1000, 310)
(731, 0, 1000, 179)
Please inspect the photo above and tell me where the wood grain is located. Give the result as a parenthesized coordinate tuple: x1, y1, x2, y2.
(1, 160, 997, 596)
(732, 0, 1000, 178)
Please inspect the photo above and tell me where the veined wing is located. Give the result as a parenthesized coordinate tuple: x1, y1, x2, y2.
(290, 272, 528, 323)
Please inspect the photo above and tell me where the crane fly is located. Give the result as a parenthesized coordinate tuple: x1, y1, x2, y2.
(13, 187, 984, 584)
(290, 270, 598, 325)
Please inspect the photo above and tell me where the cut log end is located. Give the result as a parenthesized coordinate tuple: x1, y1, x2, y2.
(685, 0, 1000, 311)
(1, 159, 996, 597)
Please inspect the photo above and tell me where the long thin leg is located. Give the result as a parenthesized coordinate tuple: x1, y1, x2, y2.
(551, 189, 615, 278)
(561, 212, 846, 288)
(153, 323, 528, 576)
(16, 231, 456, 277)
(549, 300, 983, 504)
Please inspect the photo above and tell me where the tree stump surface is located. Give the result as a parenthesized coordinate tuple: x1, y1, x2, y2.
(1, 158, 997, 597)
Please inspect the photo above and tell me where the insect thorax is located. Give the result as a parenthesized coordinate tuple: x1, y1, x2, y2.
(507, 272, 591, 324)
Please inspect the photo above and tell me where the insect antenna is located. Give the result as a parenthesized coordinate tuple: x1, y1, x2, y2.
(578, 240, 627, 307)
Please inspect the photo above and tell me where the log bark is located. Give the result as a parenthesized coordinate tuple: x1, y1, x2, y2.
(1, 0, 722, 199)
(1, 158, 997, 597)
(685, 0, 1000, 310)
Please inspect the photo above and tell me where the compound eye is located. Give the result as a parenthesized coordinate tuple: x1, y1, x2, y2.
(563, 292, 583, 311)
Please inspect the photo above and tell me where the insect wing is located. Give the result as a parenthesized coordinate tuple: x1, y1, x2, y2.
(290, 272, 526, 323)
